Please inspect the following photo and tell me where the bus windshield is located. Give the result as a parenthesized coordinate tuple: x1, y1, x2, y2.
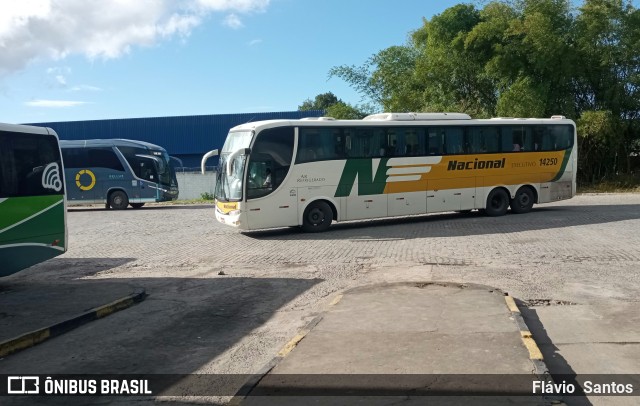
(215, 152, 246, 202)
(157, 151, 177, 189)
(214, 131, 253, 202)
(222, 131, 253, 153)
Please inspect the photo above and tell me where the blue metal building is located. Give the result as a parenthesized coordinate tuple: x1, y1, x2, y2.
(28, 110, 324, 168)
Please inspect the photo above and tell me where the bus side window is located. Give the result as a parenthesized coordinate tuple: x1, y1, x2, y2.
(501, 127, 513, 152)
(428, 129, 443, 155)
(444, 127, 464, 154)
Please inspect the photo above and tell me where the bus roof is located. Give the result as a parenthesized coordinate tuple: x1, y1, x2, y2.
(228, 114, 576, 132)
(0, 122, 56, 135)
(59, 138, 166, 150)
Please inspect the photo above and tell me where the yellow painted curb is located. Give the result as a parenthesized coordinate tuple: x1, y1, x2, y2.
(0, 329, 50, 358)
(504, 295, 520, 314)
(277, 333, 307, 357)
(329, 294, 343, 307)
(95, 297, 135, 318)
(505, 294, 545, 362)
(520, 331, 544, 360)
(0, 288, 145, 358)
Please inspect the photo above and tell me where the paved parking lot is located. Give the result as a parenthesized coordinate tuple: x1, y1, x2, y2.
(1, 194, 639, 404)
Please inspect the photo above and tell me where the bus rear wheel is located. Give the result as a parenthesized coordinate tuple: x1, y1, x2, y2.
(510, 187, 535, 214)
(130, 203, 145, 209)
(485, 188, 509, 217)
(302, 201, 333, 233)
(109, 191, 129, 210)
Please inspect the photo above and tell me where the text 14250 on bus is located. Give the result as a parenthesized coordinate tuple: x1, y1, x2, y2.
(60, 139, 179, 209)
(201, 113, 577, 232)
(0, 123, 67, 276)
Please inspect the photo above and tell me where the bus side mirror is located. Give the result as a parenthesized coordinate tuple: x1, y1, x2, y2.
(201, 149, 219, 175)
(225, 148, 251, 177)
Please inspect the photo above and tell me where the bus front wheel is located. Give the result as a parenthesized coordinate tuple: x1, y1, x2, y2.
(130, 203, 145, 209)
(302, 201, 333, 233)
(510, 187, 535, 214)
(109, 191, 129, 210)
(485, 189, 509, 217)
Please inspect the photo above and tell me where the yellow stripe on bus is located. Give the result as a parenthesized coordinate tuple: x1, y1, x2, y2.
(384, 151, 566, 194)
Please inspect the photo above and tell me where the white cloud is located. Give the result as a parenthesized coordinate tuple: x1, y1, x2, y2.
(0, 0, 271, 76)
(25, 99, 89, 108)
(248, 39, 262, 46)
(55, 75, 67, 86)
(224, 14, 243, 29)
(195, 0, 269, 13)
(69, 85, 102, 92)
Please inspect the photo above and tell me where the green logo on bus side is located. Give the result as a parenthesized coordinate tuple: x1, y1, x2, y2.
(335, 158, 389, 197)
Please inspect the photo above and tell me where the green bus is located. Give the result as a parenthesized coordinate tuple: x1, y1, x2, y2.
(0, 123, 67, 277)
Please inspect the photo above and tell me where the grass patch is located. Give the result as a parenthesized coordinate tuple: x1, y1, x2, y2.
(151, 198, 214, 205)
(578, 174, 640, 193)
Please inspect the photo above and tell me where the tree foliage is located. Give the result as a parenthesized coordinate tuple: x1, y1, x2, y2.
(298, 92, 340, 111)
(328, 0, 640, 183)
(298, 91, 369, 119)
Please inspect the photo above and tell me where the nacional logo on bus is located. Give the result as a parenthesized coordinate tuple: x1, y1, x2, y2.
(447, 157, 506, 171)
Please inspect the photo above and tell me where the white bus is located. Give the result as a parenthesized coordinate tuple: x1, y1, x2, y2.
(201, 113, 577, 232)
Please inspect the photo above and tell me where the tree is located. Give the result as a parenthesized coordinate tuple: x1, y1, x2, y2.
(326, 102, 368, 119)
(577, 110, 624, 181)
(298, 92, 369, 119)
(329, 46, 422, 112)
(298, 92, 340, 111)
(411, 3, 497, 117)
(326, 0, 640, 183)
(574, 0, 640, 175)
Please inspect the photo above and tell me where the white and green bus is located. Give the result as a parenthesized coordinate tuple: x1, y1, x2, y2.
(0, 123, 67, 276)
(201, 113, 577, 232)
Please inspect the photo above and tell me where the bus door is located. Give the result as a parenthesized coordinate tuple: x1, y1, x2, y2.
(244, 127, 297, 229)
(245, 158, 298, 229)
(135, 155, 162, 201)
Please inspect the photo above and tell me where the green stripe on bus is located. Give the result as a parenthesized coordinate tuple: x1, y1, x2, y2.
(335, 158, 389, 197)
(0, 195, 63, 231)
(0, 199, 65, 247)
(549, 149, 572, 182)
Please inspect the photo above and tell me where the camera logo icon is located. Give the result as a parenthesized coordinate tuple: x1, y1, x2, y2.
(7, 376, 40, 394)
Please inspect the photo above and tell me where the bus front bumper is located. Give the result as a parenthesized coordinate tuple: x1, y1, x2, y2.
(214, 200, 245, 228)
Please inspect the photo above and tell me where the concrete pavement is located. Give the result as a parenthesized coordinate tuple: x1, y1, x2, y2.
(239, 282, 562, 405)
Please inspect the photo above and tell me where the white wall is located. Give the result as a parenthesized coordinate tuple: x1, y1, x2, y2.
(175, 170, 216, 200)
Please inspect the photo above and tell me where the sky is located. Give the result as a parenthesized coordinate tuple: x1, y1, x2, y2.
(0, 0, 470, 124)
(1, 0, 637, 124)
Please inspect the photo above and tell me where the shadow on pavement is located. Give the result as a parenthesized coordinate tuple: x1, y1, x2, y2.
(0, 268, 321, 405)
(244, 204, 640, 241)
(67, 204, 212, 213)
(519, 305, 593, 406)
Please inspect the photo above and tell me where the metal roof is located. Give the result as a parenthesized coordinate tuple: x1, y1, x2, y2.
(59, 138, 167, 150)
(26, 111, 324, 156)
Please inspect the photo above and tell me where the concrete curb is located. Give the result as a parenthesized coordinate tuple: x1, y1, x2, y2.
(228, 294, 340, 405)
(0, 288, 146, 358)
(504, 294, 567, 406)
